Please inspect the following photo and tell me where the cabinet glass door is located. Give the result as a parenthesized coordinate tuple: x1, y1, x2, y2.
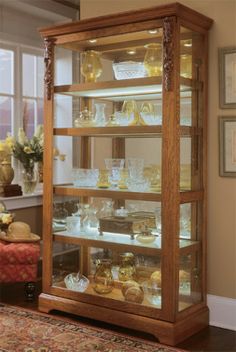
(50, 24, 165, 317)
(178, 27, 206, 312)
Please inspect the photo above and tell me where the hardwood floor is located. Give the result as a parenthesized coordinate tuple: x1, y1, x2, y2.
(1, 282, 235, 352)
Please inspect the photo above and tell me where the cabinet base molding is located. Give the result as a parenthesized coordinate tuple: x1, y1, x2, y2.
(38, 293, 209, 346)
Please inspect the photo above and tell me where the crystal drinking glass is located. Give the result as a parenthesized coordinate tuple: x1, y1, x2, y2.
(105, 158, 125, 187)
(127, 158, 144, 180)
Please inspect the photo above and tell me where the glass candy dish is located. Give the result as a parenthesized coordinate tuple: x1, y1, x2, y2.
(136, 230, 156, 244)
(112, 61, 147, 80)
(74, 107, 96, 127)
(64, 272, 89, 292)
(72, 168, 99, 187)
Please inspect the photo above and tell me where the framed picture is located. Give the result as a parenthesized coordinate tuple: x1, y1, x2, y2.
(219, 47, 236, 108)
(219, 116, 236, 177)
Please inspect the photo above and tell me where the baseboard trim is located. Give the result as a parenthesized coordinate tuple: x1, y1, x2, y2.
(207, 294, 236, 331)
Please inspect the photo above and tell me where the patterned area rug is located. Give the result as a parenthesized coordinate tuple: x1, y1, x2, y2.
(0, 304, 186, 352)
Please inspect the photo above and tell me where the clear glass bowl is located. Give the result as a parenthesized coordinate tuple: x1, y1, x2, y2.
(112, 61, 147, 80)
(64, 272, 89, 292)
(140, 112, 162, 125)
(115, 111, 135, 126)
(142, 280, 161, 305)
(72, 168, 99, 187)
(127, 178, 150, 192)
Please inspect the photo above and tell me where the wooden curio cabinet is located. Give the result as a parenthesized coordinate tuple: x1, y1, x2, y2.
(39, 3, 213, 345)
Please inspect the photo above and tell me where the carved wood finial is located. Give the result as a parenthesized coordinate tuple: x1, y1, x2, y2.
(44, 37, 55, 100)
(163, 17, 174, 91)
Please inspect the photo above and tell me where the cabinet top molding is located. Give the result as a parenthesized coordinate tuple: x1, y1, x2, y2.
(39, 2, 213, 38)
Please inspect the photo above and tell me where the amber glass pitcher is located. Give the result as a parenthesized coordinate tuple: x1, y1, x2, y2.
(93, 259, 114, 294)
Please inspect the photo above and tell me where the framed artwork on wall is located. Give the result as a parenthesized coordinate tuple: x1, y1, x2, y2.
(219, 116, 236, 177)
(219, 47, 236, 109)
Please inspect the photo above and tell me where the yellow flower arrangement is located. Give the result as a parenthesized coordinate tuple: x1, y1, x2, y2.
(12, 126, 44, 172)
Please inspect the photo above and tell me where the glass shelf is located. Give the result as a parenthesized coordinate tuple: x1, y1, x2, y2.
(53, 185, 205, 203)
(54, 230, 200, 256)
(54, 184, 162, 201)
(54, 76, 201, 101)
(53, 126, 202, 137)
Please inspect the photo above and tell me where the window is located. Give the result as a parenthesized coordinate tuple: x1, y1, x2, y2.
(0, 43, 44, 140)
(0, 47, 14, 139)
(22, 52, 44, 138)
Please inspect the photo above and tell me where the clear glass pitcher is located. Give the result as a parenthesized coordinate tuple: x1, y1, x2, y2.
(97, 200, 114, 219)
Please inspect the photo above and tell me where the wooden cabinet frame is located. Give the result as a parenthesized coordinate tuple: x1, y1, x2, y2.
(39, 3, 213, 345)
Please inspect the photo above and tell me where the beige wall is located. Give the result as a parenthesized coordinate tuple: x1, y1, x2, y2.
(81, 0, 236, 299)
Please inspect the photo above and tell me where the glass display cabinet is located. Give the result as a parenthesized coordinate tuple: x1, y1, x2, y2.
(39, 3, 213, 345)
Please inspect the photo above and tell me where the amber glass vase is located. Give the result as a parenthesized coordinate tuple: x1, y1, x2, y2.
(81, 50, 102, 83)
(144, 43, 162, 77)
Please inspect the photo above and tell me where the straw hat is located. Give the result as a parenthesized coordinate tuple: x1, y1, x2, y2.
(0, 221, 40, 242)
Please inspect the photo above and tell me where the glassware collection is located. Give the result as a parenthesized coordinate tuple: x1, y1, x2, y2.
(63, 251, 190, 306)
(74, 100, 162, 128)
(56, 36, 192, 307)
(55, 200, 164, 239)
(80, 41, 191, 84)
(75, 43, 191, 128)
(72, 158, 162, 192)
